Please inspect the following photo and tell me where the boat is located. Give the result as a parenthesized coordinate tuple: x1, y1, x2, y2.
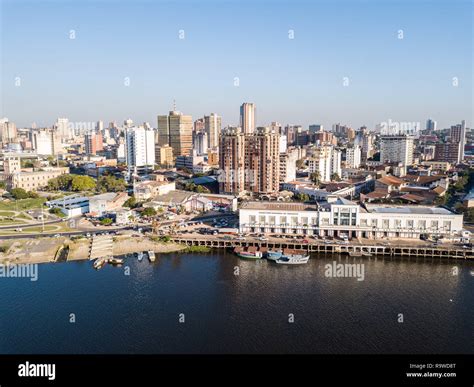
(108, 257, 124, 265)
(93, 257, 107, 270)
(349, 251, 363, 257)
(148, 250, 156, 262)
(266, 249, 283, 261)
(276, 254, 310, 265)
(361, 251, 372, 257)
(234, 247, 262, 260)
(137, 252, 144, 262)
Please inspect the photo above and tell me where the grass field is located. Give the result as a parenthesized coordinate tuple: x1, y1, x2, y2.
(0, 198, 46, 211)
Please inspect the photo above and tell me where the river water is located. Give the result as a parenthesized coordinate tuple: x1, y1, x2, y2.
(0, 251, 472, 354)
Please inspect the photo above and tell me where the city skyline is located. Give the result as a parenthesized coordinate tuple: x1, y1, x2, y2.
(1, 0, 472, 129)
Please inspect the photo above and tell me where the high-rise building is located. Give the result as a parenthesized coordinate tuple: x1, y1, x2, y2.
(426, 118, 437, 132)
(157, 110, 193, 157)
(434, 143, 461, 164)
(240, 103, 256, 134)
(204, 113, 221, 149)
(85, 132, 104, 155)
(0, 118, 17, 143)
(32, 129, 62, 155)
(54, 118, 72, 141)
(194, 131, 208, 155)
(380, 135, 414, 166)
(450, 120, 466, 163)
(219, 127, 246, 194)
(155, 144, 174, 167)
(345, 146, 361, 168)
(309, 124, 323, 133)
(244, 127, 280, 194)
(125, 127, 155, 175)
(331, 148, 342, 178)
(308, 145, 333, 182)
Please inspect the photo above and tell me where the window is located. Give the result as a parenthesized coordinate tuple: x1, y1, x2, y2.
(360, 219, 368, 227)
(383, 219, 389, 228)
(249, 215, 256, 224)
(269, 216, 276, 225)
(431, 220, 438, 229)
(443, 221, 451, 231)
(418, 220, 426, 229)
(407, 220, 414, 228)
(280, 216, 287, 225)
(259, 215, 265, 224)
(395, 219, 401, 228)
(291, 216, 298, 225)
(301, 217, 308, 225)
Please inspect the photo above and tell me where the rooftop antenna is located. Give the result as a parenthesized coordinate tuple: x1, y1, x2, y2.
(173, 99, 176, 112)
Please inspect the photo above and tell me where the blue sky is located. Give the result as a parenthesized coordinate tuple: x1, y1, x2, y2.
(1, 0, 472, 129)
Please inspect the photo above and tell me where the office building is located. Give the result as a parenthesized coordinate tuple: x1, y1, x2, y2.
(157, 110, 193, 157)
(240, 103, 256, 134)
(380, 135, 414, 166)
(204, 113, 221, 149)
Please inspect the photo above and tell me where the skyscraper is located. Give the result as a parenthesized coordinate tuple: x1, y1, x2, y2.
(450, 120, 466, 163)
(85, 132, 104, 155)
(380, 135, 414, 166)
(125, 127, 155, 174)
(240, 103, 256, 134)
(426, 118, 437, 132)
(219, 127, 246, 194)
(204, 113, 221, 149)
(157, 110, 193, 157)
(54, 118, 71, 141)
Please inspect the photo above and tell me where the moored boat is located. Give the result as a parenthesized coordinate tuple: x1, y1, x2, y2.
(276, 254, 310, 265)
(265, 249, 283, 261)
(137, 252, 144, 262)
(148, 250, 156, 262)
(93, 257, 107, 270)
(108, 257, 124, 265)
(234, 247, 262, 260)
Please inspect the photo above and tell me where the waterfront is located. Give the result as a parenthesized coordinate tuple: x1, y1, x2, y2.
(0, 251, 473, 354)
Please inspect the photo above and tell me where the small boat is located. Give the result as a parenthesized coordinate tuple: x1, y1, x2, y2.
(266, 249, 283, 261)
(108, 257, 124, 265)
(137, 252, 144, 262)
(361, 252, 372, 257)
(148, 250, 156, 262)
(93, 258, 107, 270)
(276, 254, 309, 265)
(349, 251, 363, 257)
(234, 247, 262, 260)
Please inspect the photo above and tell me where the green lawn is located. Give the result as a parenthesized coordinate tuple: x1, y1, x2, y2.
(0, 198, 46, 211)
(0, 211, 16, 217)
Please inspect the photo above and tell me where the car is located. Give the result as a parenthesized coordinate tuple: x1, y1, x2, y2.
(302, 239, 309, 244)
(54, 234, 61, 238)
(259, 236, 268, 241)
(86, 233, 91, 237)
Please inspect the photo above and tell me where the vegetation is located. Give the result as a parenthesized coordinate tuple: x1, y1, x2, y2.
(294, 193, 310, 202)
(310, 171, 320, 185)
(100, 217, 113, 226)
(184, 245, 211, 253)
(10, 188, 39, 200)
(159, 235, 171, 243)
(184, 182, 210, 193)
(0, 197, 46, 211)
(331, 173, 341, 181)
(0, 181, 6, 189)
(49, 207, 66, 217)
(296, 158, 306, 169)
(142, 207, 157, 217)
(47, 174, 96, 192)
(0, 245, 9, 253)
(97, 175, 127, 193)
(123, 196, 138, 209)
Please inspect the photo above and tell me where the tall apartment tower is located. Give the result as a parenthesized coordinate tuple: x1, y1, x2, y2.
(54, 118, 72, 141)
(157, 111, 193, 157)
(125, 127, 155, 175)
(204, 113, 221, 149)
(219, 127, 246, 194)
(240, 103, 256, 134)
(450, 120, 466, 163)
(85, 132, 104, 155)
(244, 127, 280, 194)
(380, 135, 414, 166)
(0, 118, 17, 143)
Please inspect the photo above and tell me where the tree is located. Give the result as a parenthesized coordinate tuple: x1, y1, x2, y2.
(100, 217, 113, 226)
(142, 207, 157, 217)
(295, 193, 310, 202)
(331, 173, 341, 182)
(97, 175, 126, 193)
(296, 158, 306, 169)
(10, 188, 29, 199)
(71, 175, 96, 192)
(310, 171, 320, 185)
(123, 196, 137, 208)
(196, 185, 210, 193)
(49, 207, 64, 217)
(0, 181, 6, 189)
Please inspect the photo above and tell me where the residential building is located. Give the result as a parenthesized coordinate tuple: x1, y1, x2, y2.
(380, 135, 414, 166)
(240, 103, 256, 134)
(204, 113, 221, 149)
(157, 110, 193, 157)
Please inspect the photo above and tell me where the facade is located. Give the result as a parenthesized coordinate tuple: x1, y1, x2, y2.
(308, 145, 333, 182)
(279, 152, 297, 183)
(421, 161, 451, 172)
(240, 103, 256, 134)
(45, 194, 89, 218)
(219, 127, 245, 194)
(0, 118, 17, 143)
(125, 127, 155, 173)
(239, 200, 463, 240)
(85, 132, 104, 155)
(450, 120, 466, 163)
(193, 131, 208, 155)
(32, 129, 62, 156)
(54, 118, 72, 141)
(380, 135, 414, 166)
(345, 146, 361, 168)
(134, 179, 176, 201)
(204, 113, 221, 149)
(155, 144, 174, 167)
(157, 110, 193, 157)
(434, 143, 460, 164)
(88, 192, 129, 217)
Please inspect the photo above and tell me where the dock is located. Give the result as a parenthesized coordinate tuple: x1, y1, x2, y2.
(169, 236, 474, 260)
(89, 234, 113, 260)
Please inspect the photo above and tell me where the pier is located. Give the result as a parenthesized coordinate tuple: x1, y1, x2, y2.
(169, 236, 474, 260)
(89, 234, 113, 260)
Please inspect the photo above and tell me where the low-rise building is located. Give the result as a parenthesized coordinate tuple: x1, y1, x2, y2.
(239, 199, 463, 240)
(45, 194, 89, 218)
(88, 192, 129, 217)
(134, 178, 175, 201)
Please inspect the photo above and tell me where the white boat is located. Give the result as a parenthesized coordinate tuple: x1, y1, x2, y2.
(276, 254, 310, 265)
(137, 252, 144, 262)
(93, 257, 107, 270)
(349, 251, 363, 257)
(148, 250, 156, 262)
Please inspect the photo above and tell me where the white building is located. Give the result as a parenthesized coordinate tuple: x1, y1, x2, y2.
(345, 146, 361, 168)
(45, 194, 89, 218)
(308, 145, 340, 182)
(331, 148, 342, 179)
(239, 200, 463, 240)
(279, 152, 297, 183)
(125, 127, 155, 174)
(380, 135, 414, 166)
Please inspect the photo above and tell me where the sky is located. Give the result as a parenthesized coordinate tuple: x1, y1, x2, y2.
(0, 0, 472, 130)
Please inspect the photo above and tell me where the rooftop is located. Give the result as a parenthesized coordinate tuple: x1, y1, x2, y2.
(240, 201, 318, 212)
(365, 204, 453, 215)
